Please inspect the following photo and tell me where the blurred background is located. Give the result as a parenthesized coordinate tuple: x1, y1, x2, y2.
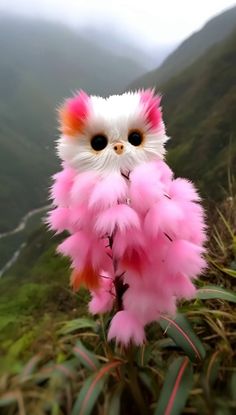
(0, 0, 235, 393)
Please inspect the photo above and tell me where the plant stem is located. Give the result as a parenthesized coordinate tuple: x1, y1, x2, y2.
(127, 346, 148, 415)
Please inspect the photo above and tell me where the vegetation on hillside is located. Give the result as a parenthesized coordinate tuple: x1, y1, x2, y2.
(163, 30, 236, 199)
(0, 189, 235, 414)
(0, 8, 235, 414)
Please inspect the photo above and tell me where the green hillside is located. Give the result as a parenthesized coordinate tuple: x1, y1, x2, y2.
(0, 15, 147, 232)
(129, 6, 236, 90)
(163, 30, 236, 199)
(0, 225, 88, 372)
(0, 193, 235, 414)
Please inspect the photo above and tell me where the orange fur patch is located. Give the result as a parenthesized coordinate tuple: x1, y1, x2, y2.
(70, 266, 100, 291)
(59, 106, 85, 136)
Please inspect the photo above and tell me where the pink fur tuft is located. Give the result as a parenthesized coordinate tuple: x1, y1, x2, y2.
(70, 171, 98, 206)
(46, 207, 70, 233)
(57, 231, 90, 267)
(165, 239, 206, 278)
(50, 167, 75, 206)
(67, 91, 89, 121)
(169, 178, 201, 202)
(89, 275, 115, 314)
(108, 310, 145, 345)
(140, 89, 162, 130)
(95, 204, 140, 235)
(130, 162, 164, 213)
(89, 173, 128, 210)
(144, 198, 183, 236)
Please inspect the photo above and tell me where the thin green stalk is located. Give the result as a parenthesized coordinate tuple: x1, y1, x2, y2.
(126, 345, 149, 415)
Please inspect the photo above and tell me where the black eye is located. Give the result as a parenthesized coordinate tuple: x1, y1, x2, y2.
(128, 131, 143, 146)
(91, 134, 108, 151)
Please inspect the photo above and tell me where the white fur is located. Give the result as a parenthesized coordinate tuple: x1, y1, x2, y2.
(57, 91, 169, 176)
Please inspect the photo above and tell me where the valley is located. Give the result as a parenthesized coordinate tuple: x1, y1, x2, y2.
(0, 6, 235, 413)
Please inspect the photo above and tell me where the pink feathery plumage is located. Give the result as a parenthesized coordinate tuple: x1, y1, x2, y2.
(50, 167, 76, 206)
(89, 274, 115, 314)
(140, 89, 162, 131)
(89, 172, 128, 210)
(47, 206, 71, 233)
(48, 89, 207, 346)
(95, 204, 140, 235)
(108, 310, 146, 346)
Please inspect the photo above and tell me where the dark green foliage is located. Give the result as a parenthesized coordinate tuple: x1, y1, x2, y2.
(163, 30, 236, 199)
(0, 192, 235, 414)
(0, 225, 87, 373)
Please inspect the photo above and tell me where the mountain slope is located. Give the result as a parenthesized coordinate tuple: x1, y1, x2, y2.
(163, 29, 236, 198)
(0, 15, 147, 232)
(129, 6, 236, 90)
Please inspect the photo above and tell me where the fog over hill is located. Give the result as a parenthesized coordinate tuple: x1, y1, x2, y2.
(0, 13, 160, 232)
(129, 5, 236, 89)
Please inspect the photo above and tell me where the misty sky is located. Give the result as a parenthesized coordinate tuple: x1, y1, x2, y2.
(0, 0, 235, 47)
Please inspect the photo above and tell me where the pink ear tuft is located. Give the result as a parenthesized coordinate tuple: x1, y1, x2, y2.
(67, 90, 89, 119)
(140, 89, 162, 130)
(59, 90, 90, 136)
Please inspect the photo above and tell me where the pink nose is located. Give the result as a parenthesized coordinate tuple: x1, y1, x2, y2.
(113, 142, 124, 155)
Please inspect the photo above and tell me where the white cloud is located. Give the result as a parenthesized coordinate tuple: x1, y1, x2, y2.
(0, 0, 235, 46)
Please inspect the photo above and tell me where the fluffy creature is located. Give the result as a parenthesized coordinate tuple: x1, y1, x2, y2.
(48, 89, 207, 346)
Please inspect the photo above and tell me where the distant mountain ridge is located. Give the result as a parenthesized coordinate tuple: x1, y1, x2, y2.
(129, 6, 236, 90)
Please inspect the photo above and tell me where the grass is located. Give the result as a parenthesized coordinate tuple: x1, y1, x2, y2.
(0, 192, 235, 414)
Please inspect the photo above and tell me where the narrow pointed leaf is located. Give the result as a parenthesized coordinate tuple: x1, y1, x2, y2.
(221, 268, 236, 277)
(72, 360, 122, 415)
(159, 314, 206, 362)
(0, 392, 19, 407)
(136, 344, 152, 366)
(0, 390, 25, 415)
(230, 372, 236, 401)
(154, 356, 193, 415)
(107, 384, 123, 415)
(54, 359, 77, 379)
(196, 285, 236, 303)
(20, 353, 42, 380)
(58, 317, 96, 335)
(73, 340, 100, 371)
(204, 351, 224, 390)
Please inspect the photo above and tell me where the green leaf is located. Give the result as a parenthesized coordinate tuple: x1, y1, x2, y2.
(196, 285, 236, 303)
(72, 360, 122, 415)
(204, 350, 224, 392)
(136, 344, 152, 366)
(230, 371, 236, 401)
(0, 390, 25, 414)
(0, 392, 18, 407)
(221, 268, 236, 278)
(155, 338, 176, 349)
(73, 340, 100, 371)
(54, 359, 77, 379)
(107, 384, 123, 415)
(20, 353, 42, 380)
(58, 317, 96, 335)
(154, 356, 193, 415)
(159, 314, 206, 362)
(139, 372, 153, 393)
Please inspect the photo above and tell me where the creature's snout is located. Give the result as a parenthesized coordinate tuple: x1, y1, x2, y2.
(113, 142, 124, 155)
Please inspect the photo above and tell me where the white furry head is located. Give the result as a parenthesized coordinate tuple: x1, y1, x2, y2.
(57, 89, 169, 176)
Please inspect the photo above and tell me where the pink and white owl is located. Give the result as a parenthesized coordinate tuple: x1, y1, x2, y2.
(48, 89, 207, 346)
